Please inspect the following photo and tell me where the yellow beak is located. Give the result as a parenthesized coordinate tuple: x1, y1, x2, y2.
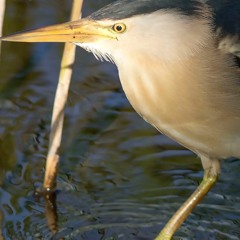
(0, 19, 116, 43)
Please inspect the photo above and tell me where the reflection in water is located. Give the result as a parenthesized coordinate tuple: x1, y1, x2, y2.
(34, 191, 58, 236)
(44, 192, 58, 235)
(1, 1, 240, 239)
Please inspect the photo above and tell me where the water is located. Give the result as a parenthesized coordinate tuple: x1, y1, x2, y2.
(1, 1, 240, 239)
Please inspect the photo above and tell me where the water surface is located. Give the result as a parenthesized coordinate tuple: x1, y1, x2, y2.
(1, 1, 240, 239)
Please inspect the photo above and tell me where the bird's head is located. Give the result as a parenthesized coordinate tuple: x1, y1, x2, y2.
(0, 0, 213, 65)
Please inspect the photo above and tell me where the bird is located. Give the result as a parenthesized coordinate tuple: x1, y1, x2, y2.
(1, 0, 240, 239)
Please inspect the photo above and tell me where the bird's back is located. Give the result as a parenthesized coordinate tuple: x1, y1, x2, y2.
(207, 0, 240, 61)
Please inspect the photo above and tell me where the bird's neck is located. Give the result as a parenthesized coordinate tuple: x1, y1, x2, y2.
(118, 44, 239, 110)
(117, 44, 240, 158)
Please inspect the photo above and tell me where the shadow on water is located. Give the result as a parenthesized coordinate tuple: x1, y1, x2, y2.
(1, 1, 240, 239)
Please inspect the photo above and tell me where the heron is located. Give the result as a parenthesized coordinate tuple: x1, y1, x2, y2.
(1, 0, 240, 239)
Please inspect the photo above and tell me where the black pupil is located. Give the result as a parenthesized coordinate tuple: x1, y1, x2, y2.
(116, 25, 122, 31)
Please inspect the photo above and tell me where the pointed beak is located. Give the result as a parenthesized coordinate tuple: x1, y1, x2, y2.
(0, 18, 116, 43)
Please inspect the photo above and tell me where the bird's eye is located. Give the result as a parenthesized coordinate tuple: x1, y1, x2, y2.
(112, 23, 126, 33)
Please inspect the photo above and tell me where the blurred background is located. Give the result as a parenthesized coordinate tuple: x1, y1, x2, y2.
(0, 1, 240, 239)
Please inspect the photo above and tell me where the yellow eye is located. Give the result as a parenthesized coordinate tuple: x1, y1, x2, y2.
(112, 23, 127, 33)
